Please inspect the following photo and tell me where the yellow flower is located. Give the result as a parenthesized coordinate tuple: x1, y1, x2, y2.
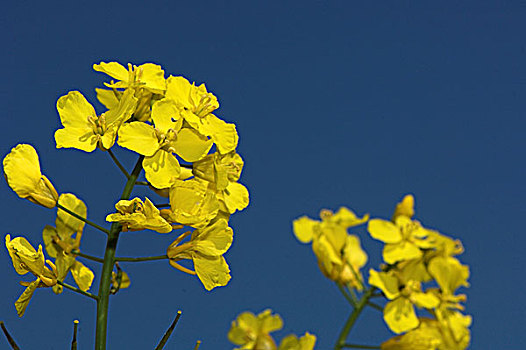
(369, 269, 439, 334)
(118, 99, 212, 189)
(193, 152, 250, 214)
(293, 207, 369, 288)
(106, 197, 173, 233)
(5, 234, 58, 316)
(167, 219, 233, 291)
(228, 309, 283, 350)
(165, 75, 238, 154)
(278, 332, 317, 350)
(42, 193, 94, 294)
(93, 61, 167, 94)
(55, 88, 137, 152)
(381, 317, 470, 350)
(3, 144, 58, 208)
(163, 178, 220, 229)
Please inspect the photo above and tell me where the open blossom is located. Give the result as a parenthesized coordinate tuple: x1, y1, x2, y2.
(228, 309, 283, 350)
(55, 88, 137, 152)
(167, 219, 233, 291)
(3, 144, 58, 208)
(5, 235, 58, 316)
(106, 197, 173, 233)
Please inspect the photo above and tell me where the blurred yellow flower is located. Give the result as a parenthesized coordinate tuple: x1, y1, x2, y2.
(55, 88, 137, 152)
(106, 197, 173, 233)
(278, 332, 316, 350)
(293, 207, 368, 288)
(94, 61, 167, 94)
(5, 234, 58, 316)
(3, 144, 58, 208)
(228, 309, 283, 350)
(167, 219, 233, 291)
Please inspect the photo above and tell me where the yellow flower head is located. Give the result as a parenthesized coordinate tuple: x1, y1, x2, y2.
(106, 197, 173, 233)
(369, 269, 440, 334)
(5, 234, 58, 316)
(42, 193, 94, 294)
(3, 144, 58, 208)
(165, 75, 239, 154)
(228, 309, 283, 350)
(55, 88, 137, 152)
(167, 219, 233, 291)
(164, 179, 220, 229)
(293, 207, 369, 288)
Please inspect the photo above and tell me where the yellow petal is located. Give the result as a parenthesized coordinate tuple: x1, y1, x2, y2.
(169, 179, 219, 228)
(5, 235, 45, 276)
(344, 234, 368, 269)
(55, 128, 98, 152)
(42, 225, 59, 258)
(93, 61, 129, 82)
(143, 150, 181, 189)
(259, 310, 283, 333)
(384, 298, 419, 334)
(368, 219, 402, 244)
(428, 256, 469, 295)
(392, 194, 415, 219)
(292, 216, 318, 243)
(117, 122, 159, 156)
(15, 278, 40, 317)
(137, 63, 166, 93)
(411, 292, 440, 309)
(228, 311, 258, 345)
(192, 253, 231, 291)
(95, 88, 119, 110)
(151, 99, 181, 133)
(102, 88, 138, 127)
(201, 114, 238, 154)
(383, 241, 422, 264)
(368, 269, 400, 300)
(56, 193, 87, 236)
(165, 76, 193, 108)
(192, 219, 233, 256)
(333, 207, 369, 228)
(56, 91, 96, 129)
(172, 128, 213, 162)
(222, 182, 249, 214)
(3, 144, 58, 208)
(70, 260, 94, 292)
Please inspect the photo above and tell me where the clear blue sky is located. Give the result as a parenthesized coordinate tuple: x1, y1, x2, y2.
(1, 1, 525, 349)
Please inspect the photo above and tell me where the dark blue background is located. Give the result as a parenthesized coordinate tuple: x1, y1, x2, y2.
(1, 1, 525, 349)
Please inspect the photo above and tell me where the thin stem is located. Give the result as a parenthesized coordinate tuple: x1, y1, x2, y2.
(71, 250, 104, 263)
(337, 283, 357, 308)
(155, 203, 171, 208)
(71, 320, 79, 350)
(335, 287, 375, 350)
(180, 163, 193, 169)
(154, 311, 182, 350)
(366, 301, 383, 311)
(0, 321, 20, 350)
(116, 255, 168, 262)
(58, 280, 98, 300)
(349, 288, 359, 305)
(194, 340, 202, 350)
(135, 181, 149, 186)
(56, 203, 110, 235)
(342, 344, 380, 349)
(107, 149, 130, 178)
(95, 155, 144, 350)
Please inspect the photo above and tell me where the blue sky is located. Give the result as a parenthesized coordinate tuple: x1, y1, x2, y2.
(1, 1, 525, 349)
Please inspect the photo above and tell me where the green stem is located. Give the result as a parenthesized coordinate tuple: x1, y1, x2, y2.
(194, 340, 202, 350)
(366, 301, 383, 311)
(71, 250, 104, 263)
(56, 203, 110, 235)
(116, 255, 168, 262)
(71, 320, 79, 350)
(95, 155, 144, 350)
(337, 283, 357, 308)
(154, 311, 182, 350)
(57, 280, 98, 300)
(342, 344, 380, 349)
(107, 149, 130, 178)
(335, 287, 375, 350)
(135, 181, 149, 186)
(0, 321, 20, 350)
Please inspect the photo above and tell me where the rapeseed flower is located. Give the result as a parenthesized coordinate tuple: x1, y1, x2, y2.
(5, 235, 58, 316)
(278, 333, 316, 350)
(3, 144, 58, 208)
(228, 309, 283, 350)
(55, 88, 137, 152)
(106, 197, 173, 233)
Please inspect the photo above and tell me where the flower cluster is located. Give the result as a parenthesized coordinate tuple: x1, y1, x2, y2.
(3, 60, 249, 321)
(368, 195, 471, 349)
(228, 309, 316, 350)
